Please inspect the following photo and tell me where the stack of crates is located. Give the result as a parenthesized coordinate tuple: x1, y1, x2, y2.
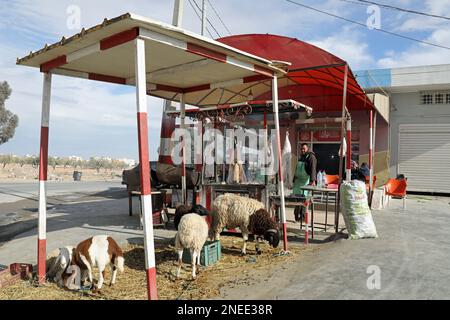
(182, 240, 221, 266)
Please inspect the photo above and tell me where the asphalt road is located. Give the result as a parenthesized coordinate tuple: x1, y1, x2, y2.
(0, 181, 127, 245)
(0, 181, 123, 204)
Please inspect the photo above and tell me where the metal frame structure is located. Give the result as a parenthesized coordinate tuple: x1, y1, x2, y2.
(17, 11, 381, 299)
(17, 13, 286, 300)
(168, 98, 312, 250)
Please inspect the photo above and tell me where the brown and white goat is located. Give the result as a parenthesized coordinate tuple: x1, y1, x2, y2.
(71, 235, 124, 290)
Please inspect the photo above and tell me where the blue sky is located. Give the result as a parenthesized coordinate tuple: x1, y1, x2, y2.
(1, 0, 449, 160)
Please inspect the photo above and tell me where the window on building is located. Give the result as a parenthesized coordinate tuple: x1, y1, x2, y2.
(435, 93, 444, 104)
(421, 93, 433, 104)
(446, 93, 450, 104)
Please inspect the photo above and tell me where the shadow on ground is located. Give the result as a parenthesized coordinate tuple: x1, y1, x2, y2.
(0, 187, 136, 245)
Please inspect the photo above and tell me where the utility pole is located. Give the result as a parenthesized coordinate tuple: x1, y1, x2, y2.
(158, 0, 185, 167)
(201, 0, 207, 36)
(172, 0, 184, 27)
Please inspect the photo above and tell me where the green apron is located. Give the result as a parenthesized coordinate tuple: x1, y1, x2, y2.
(293, 159, 310, 196)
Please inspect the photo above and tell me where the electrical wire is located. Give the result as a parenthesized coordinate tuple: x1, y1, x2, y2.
(355, 0, 450, 21)
(207, 0, 233, 35)
(187, 0, 214, 38)
(285, 0, 450, 50)
(192, 0, 222, 38)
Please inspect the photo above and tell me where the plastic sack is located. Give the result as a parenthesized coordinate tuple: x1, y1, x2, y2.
(264, 134, 276, 177)
(282, 132, 293, 189)
(340, 180, 378, 239)
(339, 137, 347, 157)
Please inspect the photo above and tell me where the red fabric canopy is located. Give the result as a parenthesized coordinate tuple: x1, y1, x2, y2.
(217, 34, 373, 112)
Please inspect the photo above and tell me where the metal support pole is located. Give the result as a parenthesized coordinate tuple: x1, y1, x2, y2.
(172, 0, 185, 27)
(263, 109, 269, 210)
(201, 0, 207, 36)
(272, 75, 288, 252)
(37, 72, 52, 284)
(369, 110, 374, 194)
(195, 120, 204, 205)
(336, 64, 348, 234)
(180, 94, 187, 204)
(158, 0, 184, 166)
(346, 118, 352, 181)
(338, 64, 348, 185)
(135, 38, 158, 300)
(373, 111, 378, 181)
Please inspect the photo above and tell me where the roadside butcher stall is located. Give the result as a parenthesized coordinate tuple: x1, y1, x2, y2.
(166, 99, 312, 207)
(16, 13, 289, 300)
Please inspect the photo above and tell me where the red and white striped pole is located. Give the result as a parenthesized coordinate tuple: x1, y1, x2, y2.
(369, 110, 374, 193)
(304, 204, 309, 245)
(37, 72, 52, 284)
(135, 37, 158, 300)
(346, 118, 352, 182)
(195, 120, 204, 205)
(180, 94, 187, 205)
(272, 75, 288, 252)
(263, 110, 269, 210)
(159, 102, 176, 166)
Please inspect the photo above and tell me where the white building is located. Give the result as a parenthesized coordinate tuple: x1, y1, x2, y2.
(118, 158, 136, 167)
(356, 64, 450, 194)
(69, 155, 83, 161)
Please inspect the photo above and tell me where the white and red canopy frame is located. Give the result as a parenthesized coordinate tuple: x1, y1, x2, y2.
(17, 13, 289, 300)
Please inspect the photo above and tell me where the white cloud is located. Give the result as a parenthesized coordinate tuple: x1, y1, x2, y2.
(377, 27, 450, 68)
(308, 27, 375, 70)
(2, 0, 448, 160)
(1, 0, 359, 159)
(393, 0, 450, 32)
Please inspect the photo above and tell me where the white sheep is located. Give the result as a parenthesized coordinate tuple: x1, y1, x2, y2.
(175, 213, 209, 280)
(46, 246, 74, 286)
(210, 193, 279, 255)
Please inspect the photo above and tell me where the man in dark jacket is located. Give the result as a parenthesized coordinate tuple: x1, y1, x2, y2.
(293, 143, 317, 222)
(300, 143, 317, 185)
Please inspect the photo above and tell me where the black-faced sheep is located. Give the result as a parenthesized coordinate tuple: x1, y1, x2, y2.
(249, 209, 280, 254)
(175, 213, 209, 280)
(210, 194, 280, 255)
(70, 235, 124, 291)
(174, 204, 209, 230)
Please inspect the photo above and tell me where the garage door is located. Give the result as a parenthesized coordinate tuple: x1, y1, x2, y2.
(398, 124, 450, 193)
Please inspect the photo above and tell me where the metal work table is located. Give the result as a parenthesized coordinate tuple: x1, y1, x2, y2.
(298, 186, 339, 233)
(270, 194, 314, 244)
(206, 183, 267, 202)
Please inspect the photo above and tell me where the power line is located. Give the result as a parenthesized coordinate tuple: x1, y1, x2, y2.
(339, 0, 377, 8)
(187, 0, 214, 38)
(355, 0, 450, 21)
(192, 0, 222, 38)
(207, 0, 232, 35)
(285, 0, 450, 50)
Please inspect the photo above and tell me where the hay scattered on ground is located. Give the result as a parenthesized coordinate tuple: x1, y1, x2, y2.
(0, 236, 317, 300)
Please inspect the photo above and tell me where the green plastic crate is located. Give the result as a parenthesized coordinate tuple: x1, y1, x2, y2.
(182, 240, 221, 266)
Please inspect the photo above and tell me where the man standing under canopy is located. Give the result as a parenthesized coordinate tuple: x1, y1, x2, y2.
(293, 143, 317, 222)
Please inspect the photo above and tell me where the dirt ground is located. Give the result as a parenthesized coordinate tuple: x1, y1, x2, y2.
(0, 164, 125, 182)
(0, 236, 317, 300)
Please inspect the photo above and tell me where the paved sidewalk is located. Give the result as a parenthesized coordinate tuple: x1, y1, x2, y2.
(219, 195, 450, 299)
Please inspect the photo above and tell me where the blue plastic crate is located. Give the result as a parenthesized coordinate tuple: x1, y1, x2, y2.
(182, 240, 221, 266)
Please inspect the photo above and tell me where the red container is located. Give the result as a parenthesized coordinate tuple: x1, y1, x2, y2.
(9, 263, 33, 279)
(152, 211, 162, 225)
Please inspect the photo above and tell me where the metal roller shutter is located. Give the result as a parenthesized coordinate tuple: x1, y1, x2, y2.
(398, 124, 450, 193)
